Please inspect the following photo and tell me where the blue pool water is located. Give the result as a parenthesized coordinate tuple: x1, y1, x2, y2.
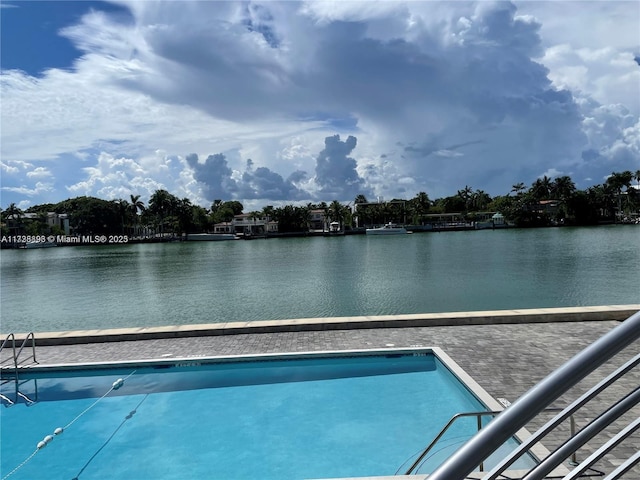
(1, 352, 534, 479)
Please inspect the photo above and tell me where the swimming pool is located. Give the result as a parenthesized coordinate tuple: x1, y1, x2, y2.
(1, 349, 537, 479)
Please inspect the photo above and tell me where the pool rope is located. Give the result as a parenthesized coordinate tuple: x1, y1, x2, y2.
(1, 370, 137, 480)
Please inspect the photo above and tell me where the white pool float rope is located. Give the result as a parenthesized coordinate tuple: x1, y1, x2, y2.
(2, 370, 136, 480)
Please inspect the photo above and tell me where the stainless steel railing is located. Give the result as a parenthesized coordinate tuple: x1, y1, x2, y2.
(1, 332, 39, 407)
(403, 408, 575, 476)
(425, 310, 640, 480)
(0, 332, 37, 378)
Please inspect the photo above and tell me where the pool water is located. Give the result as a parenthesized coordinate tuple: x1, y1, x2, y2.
(1, 352, 534, 479)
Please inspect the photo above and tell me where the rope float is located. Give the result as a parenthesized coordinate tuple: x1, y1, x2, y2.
(2, 371, 136, 480)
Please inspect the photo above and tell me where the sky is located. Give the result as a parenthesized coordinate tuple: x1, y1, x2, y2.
(1, 0, 639, 211)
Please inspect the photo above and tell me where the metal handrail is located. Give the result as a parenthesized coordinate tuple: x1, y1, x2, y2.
(404, 408, 568, 475)
(0, 333, 17, 366)
(483, 351, 640, 478)
(602, 450, 640, 480)
(404, 411, 501, 475)
(562, 416, 640, 480)
(15, 332, 37, 366)
(426, 310, 640, 480)
(1, 333, 37, 384)
(523, 386, 640, 480)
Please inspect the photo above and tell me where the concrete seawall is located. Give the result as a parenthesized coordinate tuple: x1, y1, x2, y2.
(6, 304, 639, 346)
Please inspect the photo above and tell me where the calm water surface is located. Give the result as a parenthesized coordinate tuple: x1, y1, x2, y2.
(1, 226, 638, 333)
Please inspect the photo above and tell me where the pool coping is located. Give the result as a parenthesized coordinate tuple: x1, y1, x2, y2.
(5, 304, 639, 346)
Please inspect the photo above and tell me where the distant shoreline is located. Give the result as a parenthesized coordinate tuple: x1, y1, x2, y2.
(2, 221, 639, 249)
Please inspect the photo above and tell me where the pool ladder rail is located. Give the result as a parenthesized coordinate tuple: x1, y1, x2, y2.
(402, 408, 578, 476)
(414, 310, 640, 480)
(1, 332, 39, 407)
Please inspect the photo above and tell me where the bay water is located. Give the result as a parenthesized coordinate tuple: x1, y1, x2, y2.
(1, 226, 638, 333)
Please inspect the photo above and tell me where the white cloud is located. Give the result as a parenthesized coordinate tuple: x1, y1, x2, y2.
(1, 181, 54, 197)
(26, 167, 53, 179)
(1, 1, 639, 209)
(1, 161, 20, 174)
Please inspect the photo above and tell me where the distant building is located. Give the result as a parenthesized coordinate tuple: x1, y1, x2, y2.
(5, 212, 70, 235)
(213, 222, 234, 234)
(309, 209, 328, 231)
(47, 212, 70, 235)
(214, 214, 278, 236)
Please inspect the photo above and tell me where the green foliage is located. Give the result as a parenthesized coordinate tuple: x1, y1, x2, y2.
(273, 205, 309, 232)
(210, 200, 244, 224)
(3, 170, 639, 237)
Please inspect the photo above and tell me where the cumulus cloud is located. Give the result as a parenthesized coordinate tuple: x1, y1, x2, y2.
(65, 151, 171, 202)
(186, 153, 238, 200)
(1, 1, 638, 208)
(314, 134, 370, 200)
(26, 167, 53, 179)
(1, 181, 54, 197)
(186, 151, 307, 202)
(239, 160, 307, 200)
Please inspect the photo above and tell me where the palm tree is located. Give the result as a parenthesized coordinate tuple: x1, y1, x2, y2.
(175, 198, 193, 238)
(471, 190, 491, 211)
(353, 194, 369, 227)
(551, 176, 576, 201)
(551, 176, 576, 220)
(4, 203, 23, 236)
(328, 200, 345, 232)
(606, 171, 634, 220)
(261, 205, 275, 235)
(129, 195, 145, 236)
(148, 189, 177, 235)
(248, 211, 263, 235)
(457, 186, 473, 211)
(511, 183, 526, 197)
(318, 201, 329, 231)
(410, 192, 431, 223)
(115, 199, 130, 234)
(530, 176, 552, 201)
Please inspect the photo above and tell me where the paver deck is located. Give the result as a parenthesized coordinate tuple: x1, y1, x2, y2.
(4, 317, 639, 478)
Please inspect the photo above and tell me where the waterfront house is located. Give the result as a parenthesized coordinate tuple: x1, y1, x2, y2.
(309, 209, 328, 232)
(213, 222, 234, 234)
(229, 214, 278, 237)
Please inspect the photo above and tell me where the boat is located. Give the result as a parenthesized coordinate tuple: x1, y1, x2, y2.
(365, 223, 407, 235)
(324, 221, 345, 236)
(186, 233, 238, 241)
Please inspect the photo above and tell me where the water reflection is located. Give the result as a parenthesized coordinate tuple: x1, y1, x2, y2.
(1, 226, 638, 332)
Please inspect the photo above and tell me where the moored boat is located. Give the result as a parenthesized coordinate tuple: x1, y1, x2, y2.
(365, 223, 407, 235)
(186, 233, 238, 241)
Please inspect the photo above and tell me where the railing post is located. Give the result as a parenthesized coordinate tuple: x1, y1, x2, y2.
(569, 414, 578, 465)
(426, 311, 640, 480)
(477, 415, 484, 472)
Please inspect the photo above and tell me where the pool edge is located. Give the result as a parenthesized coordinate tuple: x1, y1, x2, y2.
(5, 305, 639, 346)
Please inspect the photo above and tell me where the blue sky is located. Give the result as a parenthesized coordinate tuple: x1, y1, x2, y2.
(1, 1, 130, 75)
(1, 1, 639, 210)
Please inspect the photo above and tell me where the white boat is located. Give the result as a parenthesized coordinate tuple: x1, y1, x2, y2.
(366, 223, 407, 235)
(186, 233, 238, 241)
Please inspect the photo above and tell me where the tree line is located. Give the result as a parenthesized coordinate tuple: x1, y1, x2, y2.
(2, 170, 639, 237)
